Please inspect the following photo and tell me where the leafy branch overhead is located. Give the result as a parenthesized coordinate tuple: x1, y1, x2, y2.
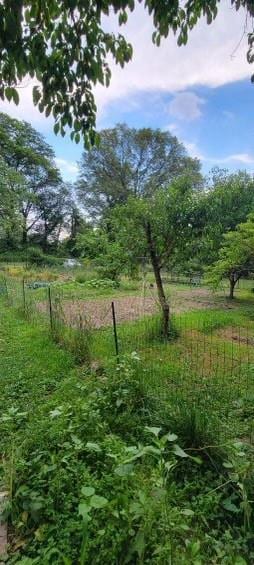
(0, 1, 253, 145)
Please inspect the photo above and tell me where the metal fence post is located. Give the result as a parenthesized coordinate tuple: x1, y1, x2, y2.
(48, 286, 53, 332)
(4, 278, 8, 301)
(111, 301, 119, 360)
(22, 278, 26, 313)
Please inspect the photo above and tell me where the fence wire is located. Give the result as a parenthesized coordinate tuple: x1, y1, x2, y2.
(1, 274, 254, 441)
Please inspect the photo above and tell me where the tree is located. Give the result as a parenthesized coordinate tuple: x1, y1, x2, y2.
(77, 124, 201, 218)
(0, 112, 62, 245)
(0, 157, 25, 249)
(108, 177, 198, 336)
(0, 1, 252, 144)
(33, 184, 69, 252)
(182, 170, 254, 272)
(206, 214, 254, 299)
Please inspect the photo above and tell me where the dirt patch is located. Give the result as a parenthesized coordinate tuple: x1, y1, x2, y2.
(38, 295, 159, 329)
(171, 287, 234, 313)
(37, 287, 237, 329)
(216, 326, 254, 346)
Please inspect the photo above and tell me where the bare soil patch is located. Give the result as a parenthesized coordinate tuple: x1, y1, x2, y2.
(216, 326, 254, 346)
(37, 287, 235, 329)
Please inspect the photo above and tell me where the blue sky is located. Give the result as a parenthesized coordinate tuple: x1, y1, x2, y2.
(0, 1, 253, 181)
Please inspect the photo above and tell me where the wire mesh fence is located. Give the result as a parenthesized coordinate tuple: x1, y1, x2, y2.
(1, 274, 254, 440)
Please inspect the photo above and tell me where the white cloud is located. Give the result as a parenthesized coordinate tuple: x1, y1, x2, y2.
(183, 140, 254, 167)
(95, 1, 252, 118)
(182, 141, 205, 161)
(226, 153, 254, 164)
(163, 122, 179, 133)
(168, 92, 205, 121)
(55, 158, 79, 176)
(0, 82, 52, 129)
(0, 1, 251, 130)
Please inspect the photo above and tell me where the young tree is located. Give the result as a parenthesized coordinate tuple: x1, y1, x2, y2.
(0, 1, 253, 144)
(108, 177, 198, 336)
(183, 170, 254, 271)
(206, 214, 254, 299)
(0, 113, 62, 245)
(77, 124, 201, 218)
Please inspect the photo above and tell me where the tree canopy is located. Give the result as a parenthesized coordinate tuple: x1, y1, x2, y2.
(0, 157, 25, 249)
(0, 1, 253, 144)
(206, 214, 254, 299)
(0, 112, 72, 251)
(0, 112, 63, 245)
(180, 169, 254, 272)
(77, 124, 201, 218)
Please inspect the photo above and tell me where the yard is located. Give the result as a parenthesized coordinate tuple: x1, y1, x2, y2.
(1, 267, 254, 563)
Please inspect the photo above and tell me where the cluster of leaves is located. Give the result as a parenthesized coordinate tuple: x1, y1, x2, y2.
(1, 307, 254, 563)
(0, 1, 253, 143)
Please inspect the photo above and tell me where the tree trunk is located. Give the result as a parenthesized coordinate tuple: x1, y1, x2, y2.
(229, 275, 236, 299)
(145, 221, 170, 338)
(22, 225, 27, 245)
(42, 223, 48, 253)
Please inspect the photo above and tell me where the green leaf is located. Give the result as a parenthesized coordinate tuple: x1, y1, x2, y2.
(173, 444, 189, 458)
(5, 87, 13, 102)
(85, 442, 102, 453)
(115, 463, 134, 476)
(164, 432, 178, 442)
(222, 498, 239, 513)
(145, 426, 161, 437)
(49, 407, 63, 418)
(191, 540, 201, 557)
(54, 122, 60, 135)
(90, 495, 108, 509)
(181, 508, 194, 516)
(78, 502, 91, 520)
(12, 89, 19, 105)
(81, 486, 95, 497)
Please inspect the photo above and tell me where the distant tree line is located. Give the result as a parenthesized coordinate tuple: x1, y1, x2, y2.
(0, 112, 82, 256)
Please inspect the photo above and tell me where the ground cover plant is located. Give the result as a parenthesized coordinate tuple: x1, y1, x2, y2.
(1, 278, 254, 563)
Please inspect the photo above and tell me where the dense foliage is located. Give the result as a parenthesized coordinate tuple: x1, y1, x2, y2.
(0, 1, 253, 143)
(1, 305, 254, 564)
(0, 113, 76, 254)
(77, 124, 201, 218)
(207, 214, 254, 298)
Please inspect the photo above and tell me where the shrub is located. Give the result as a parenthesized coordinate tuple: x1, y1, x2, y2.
(27, 247, 63, 267)
(82, 278, 118, 289)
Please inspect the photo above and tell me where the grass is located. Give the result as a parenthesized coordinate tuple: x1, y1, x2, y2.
(1, 295, 254, 562)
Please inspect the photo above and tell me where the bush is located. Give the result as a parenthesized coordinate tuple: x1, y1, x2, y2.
(27, 247, 62, 267)
(86, 278, 118, 289)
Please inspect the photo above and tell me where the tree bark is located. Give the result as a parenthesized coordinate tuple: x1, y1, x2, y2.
(229, 274, 236, 299)
(22, 225, 27, 245)
(145, 221, 170, 338)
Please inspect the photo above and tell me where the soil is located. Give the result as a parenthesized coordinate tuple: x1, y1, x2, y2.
(216, 326, 254, 346)
(38, 287, 233, 329)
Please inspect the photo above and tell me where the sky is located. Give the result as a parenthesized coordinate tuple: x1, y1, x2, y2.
(0, 1, 254, 182)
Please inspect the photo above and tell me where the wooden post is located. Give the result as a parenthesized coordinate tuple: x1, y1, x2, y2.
(111, 301, 119, 360)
